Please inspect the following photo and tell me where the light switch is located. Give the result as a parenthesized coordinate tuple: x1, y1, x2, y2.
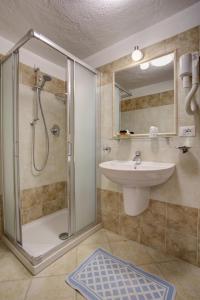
(179, 126, 195, 137)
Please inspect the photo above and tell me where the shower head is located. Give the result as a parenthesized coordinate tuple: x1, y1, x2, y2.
(43, 74, 52, 82)
(39, 74, 52, 89)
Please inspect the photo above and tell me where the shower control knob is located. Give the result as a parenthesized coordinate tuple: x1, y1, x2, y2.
(50, 124, 60, 136)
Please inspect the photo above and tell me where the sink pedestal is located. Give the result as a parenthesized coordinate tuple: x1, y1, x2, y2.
(100, 160, 175, 216)
(123, 187, 150, 216)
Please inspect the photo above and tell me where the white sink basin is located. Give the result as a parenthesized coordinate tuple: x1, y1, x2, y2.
(99, 160, 175, 187)
(99, 160, 175, 216)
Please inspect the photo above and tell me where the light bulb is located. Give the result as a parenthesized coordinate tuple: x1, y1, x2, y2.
(131, 46, 143, 62)
(151, 54, 173, 67)
(140, 62, 149, 70)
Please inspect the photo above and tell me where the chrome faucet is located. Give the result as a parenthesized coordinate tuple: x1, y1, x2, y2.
(133, 151, 142, 165)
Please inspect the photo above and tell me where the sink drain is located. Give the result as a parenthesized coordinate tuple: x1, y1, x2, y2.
(59, 232, 69, 240)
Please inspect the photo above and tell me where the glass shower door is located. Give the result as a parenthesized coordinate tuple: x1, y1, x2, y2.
(67, 60, 96, 234)
(0, 53, 21, 243)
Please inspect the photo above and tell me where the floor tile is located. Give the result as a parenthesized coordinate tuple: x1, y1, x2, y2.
(80, 229, 109, 245)
(104, 229, 128, 243)
(77, 243, 112, 264)
(0, 229, 200, 300)
(138, 263, 165, 279)
(0, 252, 31, 282)
(109, 240, 154, 265)
(157, 260, 200, 299)
(26, 275, 75, 300)
(0, 279, 30, 300)
(0, 241, 9, 253)
(75, 292, 85, 300)
(35, 248, 77, 277)
(145, 246, 177, 263)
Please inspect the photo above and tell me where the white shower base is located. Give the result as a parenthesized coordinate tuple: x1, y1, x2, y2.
(22, 208, 68, 257)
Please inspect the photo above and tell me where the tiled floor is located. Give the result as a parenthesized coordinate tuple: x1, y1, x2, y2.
(0, 229, 200, 300)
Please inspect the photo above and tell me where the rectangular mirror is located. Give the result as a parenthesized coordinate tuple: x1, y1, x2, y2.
(113, 52, 177, 137)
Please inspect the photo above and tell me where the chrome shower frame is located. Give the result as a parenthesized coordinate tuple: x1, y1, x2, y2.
(0, 29, 96, 73)
(0, 29, 100, 274)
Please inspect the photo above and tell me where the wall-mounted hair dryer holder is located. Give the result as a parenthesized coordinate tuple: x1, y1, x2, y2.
(179, 52, 199, 115)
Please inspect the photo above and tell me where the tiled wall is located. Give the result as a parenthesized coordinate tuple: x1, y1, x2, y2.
(18, 60, 68, 224)
(21, 181, 67, 224)
(19, 63, 65, 94)
(121, 90, 174, 112)
(99, 189, 200, 266)
(18, 60, 67, 190)
(121, 103, 174, 134)
(0, 55, 68, 233)
(120, 90, 174, 133)
(98, 26, 200, 267)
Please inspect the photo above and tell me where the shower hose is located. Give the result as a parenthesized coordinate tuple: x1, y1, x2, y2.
(31, 88, 49, 172)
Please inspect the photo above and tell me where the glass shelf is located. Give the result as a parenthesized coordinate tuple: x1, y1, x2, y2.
(111, 134, 175, 140)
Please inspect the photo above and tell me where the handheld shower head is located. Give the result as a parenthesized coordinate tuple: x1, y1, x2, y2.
(39, 74, 52, 89)
(43, 74, 52, 82)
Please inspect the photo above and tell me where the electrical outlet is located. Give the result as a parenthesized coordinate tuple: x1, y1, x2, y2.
(179, 126, 195, 137)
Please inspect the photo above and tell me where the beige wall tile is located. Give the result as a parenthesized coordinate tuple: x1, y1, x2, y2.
(119, 214, 140, 242)
(119, 193, 141, 242)
(19, 63, 66, 94)
(96, 188, 102, 223)
(167, 203, 198, 236)
(102, 213, 119, 234)
(99, 188, 200, 267)
(22, 205, 43, 224)
(100, 189, 120, 233)
(21, 181, 66, 224)
(100, 189, 120, 216)
(121, 90, 174, 112)
(140, 200, 166, 250)
(140, 223, 166, 251)
(141, 199, 166, 228)
(166, 229, 197, 265)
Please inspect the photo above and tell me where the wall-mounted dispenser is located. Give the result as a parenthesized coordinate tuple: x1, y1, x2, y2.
(179, 52, 199, 115)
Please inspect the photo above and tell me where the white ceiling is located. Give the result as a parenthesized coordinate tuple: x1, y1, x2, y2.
(0, 0, 198, 61)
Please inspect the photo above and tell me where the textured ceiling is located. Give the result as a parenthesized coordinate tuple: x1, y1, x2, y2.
(0, 0, 199, 60)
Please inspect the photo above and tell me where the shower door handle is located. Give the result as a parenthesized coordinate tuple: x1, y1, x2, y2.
(67, 142, 72, 156)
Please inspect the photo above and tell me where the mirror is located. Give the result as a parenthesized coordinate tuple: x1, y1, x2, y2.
(113, 52, 176, 137)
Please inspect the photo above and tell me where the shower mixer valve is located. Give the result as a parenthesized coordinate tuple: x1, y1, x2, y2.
(50, 124, 60, 136)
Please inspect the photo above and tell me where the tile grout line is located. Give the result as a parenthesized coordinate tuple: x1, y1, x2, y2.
(23, 279, 32, 300)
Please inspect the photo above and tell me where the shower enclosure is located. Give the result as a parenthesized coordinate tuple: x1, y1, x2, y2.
(0, 30, 99, 274)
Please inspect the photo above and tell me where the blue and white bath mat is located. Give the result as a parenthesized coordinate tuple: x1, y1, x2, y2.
(66, 248, 176, 300)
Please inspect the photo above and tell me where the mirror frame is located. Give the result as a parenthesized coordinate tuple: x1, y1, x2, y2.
(112, 50, 178, 138)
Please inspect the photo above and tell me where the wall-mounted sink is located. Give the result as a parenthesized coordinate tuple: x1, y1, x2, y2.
(99, 160, 175, 216)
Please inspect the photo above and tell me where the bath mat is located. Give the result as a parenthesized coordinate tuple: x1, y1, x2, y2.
(66, 248, 176, 300)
